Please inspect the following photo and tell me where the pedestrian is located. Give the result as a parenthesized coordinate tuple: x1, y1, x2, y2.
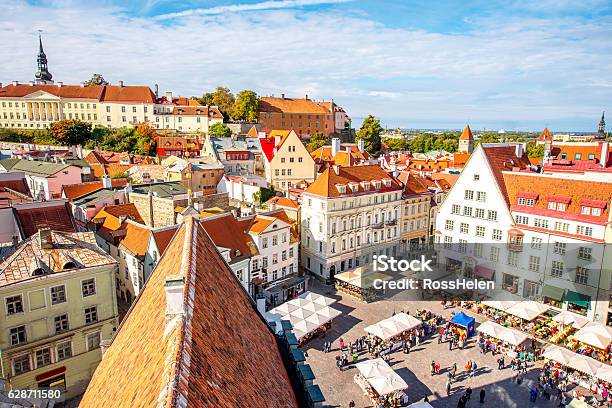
(465, 360, 472, 375)
(458, 394, 467, 408)
(439, 327, 445, 344)
(349, 401, 355, 408)
(498, 357, 505, 370)
(471, 361, 478, 377)
(431, 361, 436, 376)
(339, 338, 345, 351)
(479, 388, 486, 404)
(435, 362, 441, 375)
(424, 395, 429, 402)
(446, 380, 452, 396)
(449, 338, 453, 350)
(452, 363, 457, 379)
(466, 387, 472, 401)
(559, 393, 567, 407)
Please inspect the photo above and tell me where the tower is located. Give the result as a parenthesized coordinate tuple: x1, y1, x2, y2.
(458, 125, 474, 154)
(34, 31, 53, 84)
(598, 111, 605, 138)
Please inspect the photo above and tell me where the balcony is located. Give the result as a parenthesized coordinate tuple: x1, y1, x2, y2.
(372, 222, 384, 229)
(507, 229, 524, 252)
(385, 219, 397, 226)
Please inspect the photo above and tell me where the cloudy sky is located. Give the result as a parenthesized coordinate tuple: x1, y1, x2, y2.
(2, 0, 612, 131)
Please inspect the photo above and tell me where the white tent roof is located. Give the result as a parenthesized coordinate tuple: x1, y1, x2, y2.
(364, 313, 423, 341)
(552, 311, 590, 329)
(356, 358, 408, 395)
(543, 345, 612, 383)
(482, 300, 518, 311)
(566, 354, 602, 376)
(288, 308, 315, 320)
(567, 399, 595, 408)
(542, 345, 576, 366)
(476, 321, 529, 345)
(334, 269, 392, 288)
(298, 292, 337, 306)
(595, 364, 612, 383)
(272, 302, 299, 315)
(505, 301, 550, 321)
(574, 322, 612, 349)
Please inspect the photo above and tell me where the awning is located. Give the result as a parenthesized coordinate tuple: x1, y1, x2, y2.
(474, 265, 494, 280)
(542, 285, 564, 302)
(508, 228, 524, 236)
(564, 291, 591, 309)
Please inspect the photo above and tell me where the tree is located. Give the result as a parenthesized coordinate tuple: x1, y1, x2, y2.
(232, 90, 259, 121)
(134, 123, 157, 155)
(382, 138, 407, 151)
(83, 74, 109, 86)
(49, 120, 92, 145)
(208, 122, 232, 138)
(527, 141, 545, 158)
(305, 131, 328, 152)
(195, 92, 214, 106)
(210, 87, 235, 119)
(356, 115, 383, 154)
(254, 186, 276, 205)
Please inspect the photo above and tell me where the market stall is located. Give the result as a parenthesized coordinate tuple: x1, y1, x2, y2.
(354, 358, 409, 406)
(476, 320, 531, 358)
(364, 313, 423, 341)
(450, 311, 476, 336)
(505, 301, 550, 321)
(268, 292, 342, 344)
(334, 268, 392, 302)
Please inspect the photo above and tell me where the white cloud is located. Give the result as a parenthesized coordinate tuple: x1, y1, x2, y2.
(1, 1, 610, 130)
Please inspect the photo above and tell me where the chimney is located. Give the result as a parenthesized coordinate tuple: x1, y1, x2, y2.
(101, 174, 112, 189)
(543, 141, 552, 164)
(256, 295, 266, 315)
(0, 83, 3, 88)
(331, 137, 341, 157)
(515, 142, 525, 158)
(38, 228, 53, 249)
(305, 94, 308, 100)
(165, 91, 173, 101)
(118, 80, 124, 87)
(357, 138, 365, 153)
(12, 81, 18, 86)
(80, 82, 85, 88)
(56, 82, 63, 87)
(29, 81, 34, 86)
(154, 84, 159, 98)
(100, 339, 112, 359)
(332, 164, 340, 175)
(281, 93, 285, 99)
(164, 275, 185, 319)
(601, 142, 609, 168)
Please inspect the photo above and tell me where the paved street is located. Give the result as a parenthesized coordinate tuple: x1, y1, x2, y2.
(304, 281, 562, 408)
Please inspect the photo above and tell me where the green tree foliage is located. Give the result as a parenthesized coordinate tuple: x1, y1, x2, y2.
(356, 115, 383, 154)
(0, 128, 56, 145)
(208, 122, 232, 138)
(381, 138, 408, 151)
(206, 87, 235, 119)
(49, 120, 92, 145)
(254, 186, 276, 205)
(232, 90, 259, 121)
(305, 131, 328, 152)
(407, 133, 460, 153)
(85, 124, 157, 155)
(526, 141, 545, 158)
(83, 74, 109, 86)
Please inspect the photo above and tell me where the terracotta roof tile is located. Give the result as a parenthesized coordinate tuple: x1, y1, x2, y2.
(200, 213, 258, 259)
(305, 165, 402, 198)
(0, 178, 30, 196)
(118, 220, 151, 258)
(152, 226, 178, 255)
(15, 202, 76, 238)
(265, 196, 299, 209)
(62, 179, 127, 201)
(459, 125, 474, 141)
(537, 127, 553, 142)
(481, 144, 531, 205)
(259, 97, 329, 114)
(0, 84, 156, 103)
(93, 203, 143, 232)
(80, 217, 298, 407)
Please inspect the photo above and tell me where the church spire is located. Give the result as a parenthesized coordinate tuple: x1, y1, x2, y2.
(34, 31, 53, 84)
(598, 111, 606, 137)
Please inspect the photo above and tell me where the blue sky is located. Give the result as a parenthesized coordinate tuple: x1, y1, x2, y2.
(3, 0, 612, 131)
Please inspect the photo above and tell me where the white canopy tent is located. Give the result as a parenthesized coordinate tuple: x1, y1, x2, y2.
(335, 269, 392, 289)
(566, 354, 603, 377)
(573, 322, 612, 350)
(482, 300, 518, 311)
(476, 321, 529, 346)
(355, 358, 408, 396)
(543, 345, 612, 384)
(505, 301, 550, 321)
(552, 311, 591, 329)
(268, 292, 342, 340)
(476, 321, 506, 338)
(364, 313, 423, 341)
(542, 345, 576, 366)
(595, 364, 612, 383)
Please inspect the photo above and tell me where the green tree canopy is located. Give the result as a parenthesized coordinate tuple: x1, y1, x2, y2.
(381, 138, 407, 151)
(49, 120, 92, 145)
(356, 115, 383, 154)
(232, 90, 259, 121)
(527, 141, 544, 158)
(208, 87, 235, 119)
(305, 131, 328, 152)
(208, 122, 232, 138)
(83, 74, 109, 86)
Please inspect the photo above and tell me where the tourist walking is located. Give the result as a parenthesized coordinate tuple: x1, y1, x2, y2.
(431, 361, 437, 376)
(446, 380, 452, 396)
(497, 357, 505, 370)
(339, 338, 345, 351)
(479, 389, 486, 404)
(465, 387, 472, 401)
(471, 361, 478, 377)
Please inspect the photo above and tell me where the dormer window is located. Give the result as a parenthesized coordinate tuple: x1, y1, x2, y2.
(581, 206, 590, 215)
(348, 183, 359, 193)
(372, 180, 382, 190)
(360, 181, 370, 191)
(382, 179, 392, 188)
(517, 192, 538, 206)
(336, 184, 347, 194)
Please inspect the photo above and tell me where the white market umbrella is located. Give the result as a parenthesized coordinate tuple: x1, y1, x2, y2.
(542, 345, 576, 366)
(476, 321, 506, 338)
(595, 364, 612, 383)
(499, 327, 529, 346)
(368, 373, 408, 396)
(364, 323, 396, 341)
(506, 301, 550, 321)
(292, 319, 321, 335)
(391, 313, 422, 331)
(482, 300, 518, 311)
(356, 358, 390, 379)
(289, 308, 315, 320)
(566, 354, 602, 376)
(552, 311, 590, 329)
(574, 322, 612, 350)
(271, 302, 298, 315)
(298, 292, 337, 306)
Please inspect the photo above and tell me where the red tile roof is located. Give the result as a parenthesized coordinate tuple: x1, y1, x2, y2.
(15, 202, 76, 238)
(62, 179, 127, 201)
(259, 97, 330, 114)
(481, 144, 531, 204)
(118, 220, 151, 258)
(152, 226, 178, 255)
(0, 84, 156, 103)
(459, 125, 474, 141)
(0, 178, 30, 196)
(93, 203, 143, 232)
(537, 127, 553, 142)
(199, 213, 259, 260)
(171, 106, 223, 118)
(305, 164, 402, 198)
(265, 196, 299, 209)
(80, 217, 298, 407)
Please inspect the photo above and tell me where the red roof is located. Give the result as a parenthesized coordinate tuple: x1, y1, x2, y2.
(62, 179, 127, 201)
(152, 226, 178, 255)
(459, 125, 474, 141)
(259, 136, 276, 162)
(482, 144, 531, 204)
(15, 202, 76, 238)
(0, 84, 156, 103)
(0, 178, 30, 196)
(537, 127, 553, 142)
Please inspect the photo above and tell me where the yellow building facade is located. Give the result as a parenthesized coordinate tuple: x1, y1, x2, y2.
(0, 230, 118, 401)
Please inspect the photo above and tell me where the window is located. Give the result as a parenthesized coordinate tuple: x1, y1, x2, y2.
(86, 332, 101, 352)
(84, 306, 98, 324)
(6, 295, 23, 315)
(443, 236, 452, 249)
(554, 222, 569, 233)
(592, 208, 601, 216)
(578, 246, 592, 261)
(12, 355, 30, 375)
(272, 235, 278, 246)
(35, 348, 52, 368)
(515, 215, 529, 225)
(451, 204, 460, 215)
(576, 225, 593, 237)
(82, 279, 96, 297)
(531, 237, 543, 250)
(463, 207, 473, 217)
(473, 174, 480, 181)
(581, 206, 591, 215)
(272, 253, 278, 264)
(534, 218, 549, 229)
(9, 325, 27, 346)
(474, 208, 485, 218)
(554, 242, 566, 255)
(476, 226, 485, 237)
(490, 247, 500, 262)
(464, 190, 474, 200)
(50, 285, 66, 305)
(487, 210, 497, 221)
(460, 223, 469, 234)
(474, 243, 483, 258)
(55, 314, 69, 333)
(445, 220, 454, 231)
(476, 191, 486, 202)
(262, 237, 268, 248)
(458, 239, 467, 253)
(507, 251, 518, 266)
(492, 229, 502, 241)
(551, 261, 564, 277)
(575, 267, 589, 285)
(528, 255, 540, 272)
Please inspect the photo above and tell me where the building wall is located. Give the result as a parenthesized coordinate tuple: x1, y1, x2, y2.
(401, 195, 431, 249)
(268, 132, 317, 190)
(258, 111, 334, 137)
(0, 264, 118, 400)
(128, 193, 176, 228)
